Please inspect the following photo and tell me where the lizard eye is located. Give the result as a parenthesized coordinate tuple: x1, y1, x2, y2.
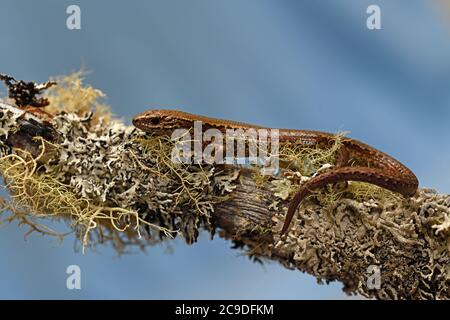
(150, 117, 161, 125)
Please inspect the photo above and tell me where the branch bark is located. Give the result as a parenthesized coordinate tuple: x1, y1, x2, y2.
(214, 169, 450, 299)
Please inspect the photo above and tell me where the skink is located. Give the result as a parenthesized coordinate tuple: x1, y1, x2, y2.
(132, 109, 419, 236)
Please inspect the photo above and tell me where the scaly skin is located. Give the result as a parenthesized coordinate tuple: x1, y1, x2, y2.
(133, 109, 419, 236)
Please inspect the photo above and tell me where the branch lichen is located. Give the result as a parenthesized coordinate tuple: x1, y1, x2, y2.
(0, 72, 449, 299)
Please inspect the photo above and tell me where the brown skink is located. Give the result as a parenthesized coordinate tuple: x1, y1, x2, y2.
(132, 109, 418, 236)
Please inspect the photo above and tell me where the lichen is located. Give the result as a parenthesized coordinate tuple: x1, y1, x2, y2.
(0, 72, 236, 252)
(278, 131, 346, 175)
(263, 188, 450, 299)
(1, 72, 449, 299)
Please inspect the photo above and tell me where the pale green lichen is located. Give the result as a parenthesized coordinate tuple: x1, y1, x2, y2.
(270, 178, 295, 200)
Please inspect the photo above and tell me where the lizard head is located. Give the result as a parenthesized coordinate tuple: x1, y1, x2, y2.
(132, 109, 196, 135)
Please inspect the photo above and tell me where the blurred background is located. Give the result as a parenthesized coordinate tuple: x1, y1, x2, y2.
(1, 0, 450, 299)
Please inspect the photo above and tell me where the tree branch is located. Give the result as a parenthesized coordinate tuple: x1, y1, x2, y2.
(0, 75, 449, 300)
